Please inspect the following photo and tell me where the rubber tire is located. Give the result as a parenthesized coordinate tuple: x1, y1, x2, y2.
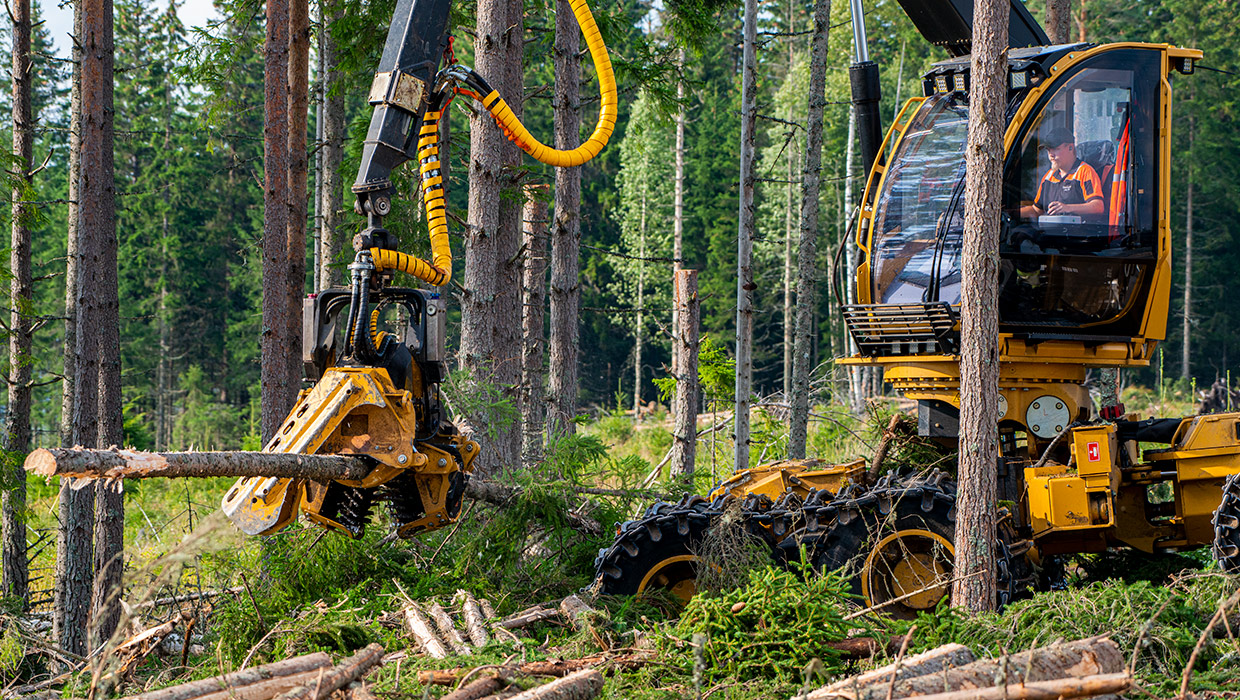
(593, 495, 715, 596)
(779, 471, 1034, 613)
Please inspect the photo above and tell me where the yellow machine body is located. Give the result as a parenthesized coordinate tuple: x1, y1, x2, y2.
(710, 459, 867, 503)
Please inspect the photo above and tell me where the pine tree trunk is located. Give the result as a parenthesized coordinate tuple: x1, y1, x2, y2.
(1045, 0, 1072, 44)
(952, 0, 1007, 614)
(287, 0, 310, 395)
(633, 177, 646, 421)
(493, 0, 525, 469)
(262, 0, 292, 443)
(670, 270, 700, 481)
(54, 0, 92, 661)
(788, 0, 831, 460)
(312, 11, 323, 293)
(548, 0, 582, 438)
(79, 0, 123, 645)
(318, 0, 344, 289)
(671, 49, 685, 379)
(1181, 109, 1194, 379)
(842, 104, 862, 410)
(462, 0, 523, 473)
(782, 0, 796, 400)
(735, 0, 759, 473)
(521, 186, 549, 469)
(3, 0, 33, 603)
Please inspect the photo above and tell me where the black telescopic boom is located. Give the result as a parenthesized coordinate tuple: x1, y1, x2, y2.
(352, 0, 452, 218)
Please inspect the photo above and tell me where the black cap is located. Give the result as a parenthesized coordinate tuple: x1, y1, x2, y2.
(1040, 127, 1075, 149)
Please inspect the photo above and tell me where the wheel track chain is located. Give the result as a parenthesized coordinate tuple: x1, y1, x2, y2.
(593, 491, 774, 590)
(1211, 473, 1240, 572)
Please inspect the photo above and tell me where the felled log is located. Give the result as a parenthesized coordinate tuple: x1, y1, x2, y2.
(438, 676, 510, 700)
(825, 635, 907, 659)
(496, 606, 559, 630)
(416, 653, 652, 686)
(275, 644, 385, 700)
(427, 600, 472, 656)
(806, 644, 977, 700)
(456, 591, 491, 647)
(557, 595, 596, 633)
(25, 448, 371, 481)
(404, 603, 449, 659)
(899, 672, 1131, 700)
(345, 682, 379, 700)
(503, 670, 603, 700)
(189, 670, 328, 700)
(119, 654, 334, 700)
(849, 637, 1123, 700)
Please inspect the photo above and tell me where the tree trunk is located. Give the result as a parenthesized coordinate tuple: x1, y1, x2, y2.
(54, 0, 92, 661)
(842, 104, 862, 410)
(1181, 106, 1194, 380)
(79, 0, 123, 644)
(522, 186, 549, 468)
(287, 0, 310, 396)
(462, 0, 522, 474)
(734, 0, 758, 473)
(262, 0, 292, 443)
(493, 0, 525, 469)
(782, 0, 796, 400)
(671, 49, 685, 381)
(312, 6, 323, 293)
(633, 174, 646, 421)
(275, 643, 385, 700)
(807, 643, 977, 699)
(548, 0, 582, 438)
(318, 0, 344, 289)
(3, 0, 34, 603)
(952, 0, 1006, 614)
(1045, 0, 1072, 44)
(670, 270, 700, 481)
(788, 0, 831, 460)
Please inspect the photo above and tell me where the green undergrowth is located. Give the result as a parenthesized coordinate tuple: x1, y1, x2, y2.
(668, 562, 883, 682)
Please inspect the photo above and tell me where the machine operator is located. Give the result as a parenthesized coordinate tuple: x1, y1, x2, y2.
(1019, 127, 1105, 220)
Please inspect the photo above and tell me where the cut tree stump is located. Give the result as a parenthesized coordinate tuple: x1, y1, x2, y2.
(25, 448, 371, 481)
(116, 653, 334, 700)
(275, 643, 385, 700)
(806, 643, 977, 699)
(502, 670, 603, 700)
(404, 603, 449, 659)
(557, 595, 596, 633)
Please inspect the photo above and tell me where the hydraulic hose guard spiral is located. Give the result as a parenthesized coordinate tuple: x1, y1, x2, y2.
(370, 0, 616, 287)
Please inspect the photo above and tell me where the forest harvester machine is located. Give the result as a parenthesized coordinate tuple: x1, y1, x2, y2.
(592, 0, 1240, 615)
(29, 0, 617, 538)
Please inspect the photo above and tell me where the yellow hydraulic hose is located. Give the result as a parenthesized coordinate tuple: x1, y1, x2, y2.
(369, 109, 452, 287)
(369, 307, 390, 350)
(371, 0, 616, 287)
(481, 0, 617, 167)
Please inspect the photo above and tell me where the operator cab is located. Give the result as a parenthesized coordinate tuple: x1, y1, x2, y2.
(853, 43, 1199, 358)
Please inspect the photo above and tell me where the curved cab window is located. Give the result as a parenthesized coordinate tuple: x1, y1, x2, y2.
(871, 95, 969, 305)
(1000, 50, 1159, 334)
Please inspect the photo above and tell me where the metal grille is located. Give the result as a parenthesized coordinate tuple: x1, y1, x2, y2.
(842, 302, 959, 356)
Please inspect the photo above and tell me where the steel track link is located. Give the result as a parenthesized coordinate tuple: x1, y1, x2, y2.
(1212, 473, 1240, 572)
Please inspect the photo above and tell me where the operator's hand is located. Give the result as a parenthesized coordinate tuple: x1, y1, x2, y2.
(1047, 201, 1066, 215)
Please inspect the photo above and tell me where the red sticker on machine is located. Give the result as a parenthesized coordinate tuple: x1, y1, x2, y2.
(1087, 442, 1100, 461)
